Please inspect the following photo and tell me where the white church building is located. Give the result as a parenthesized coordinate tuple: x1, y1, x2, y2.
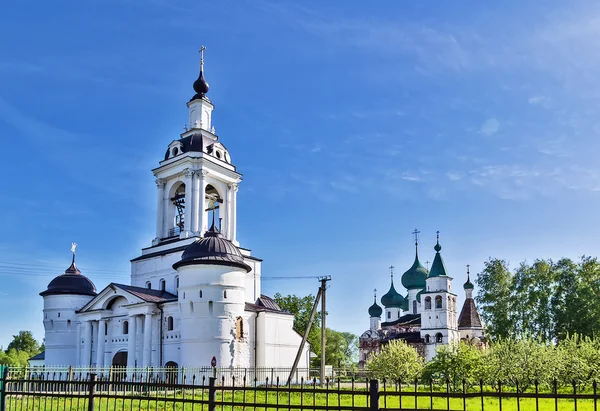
(39, 52, 311, 370)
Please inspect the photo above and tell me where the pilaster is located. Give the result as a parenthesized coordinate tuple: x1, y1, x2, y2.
(181, 169, 193, 238)
(153, 179, 166, 245)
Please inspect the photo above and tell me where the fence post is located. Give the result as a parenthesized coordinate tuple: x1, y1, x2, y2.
(369, 379, 379, 411)
(0, 367, 8, 411)
(87, 373, 97, 411)
(209, 377, 216, 411)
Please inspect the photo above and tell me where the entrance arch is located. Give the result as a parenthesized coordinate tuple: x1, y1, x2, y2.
(112, 351, 128, 366)
(165, 361, 178, 385)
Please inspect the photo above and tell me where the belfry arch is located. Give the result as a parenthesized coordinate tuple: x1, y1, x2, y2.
(167, 182, 186, 237)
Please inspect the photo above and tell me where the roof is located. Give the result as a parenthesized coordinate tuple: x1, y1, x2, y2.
(40, 261, 97, 297)
(382, 331, 423, 344)
(113, 284, 178, 303)
(381, 279, 405, 308)
(458, 298, 483, 329)
(428, 240, 449, 278)
(29, 351, 45, 361)
(245, 295, 292, 315)
(381, 313, 421, 327)
(401, 246, 428, 290)
(172, 222, 251, 272)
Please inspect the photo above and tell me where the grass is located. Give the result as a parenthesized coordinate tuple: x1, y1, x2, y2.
(3, 385, 599, 411)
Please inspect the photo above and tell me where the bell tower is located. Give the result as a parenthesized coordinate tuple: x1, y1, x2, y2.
(152, 48, 242, 246)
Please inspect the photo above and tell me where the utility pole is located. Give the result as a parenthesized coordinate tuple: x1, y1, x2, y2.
(319, 276, 331, 387)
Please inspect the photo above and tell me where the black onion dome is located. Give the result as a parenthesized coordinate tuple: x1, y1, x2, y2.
(191, 69, 209, 101)
(173, 222, 251, 272)
(40, 261, 97, 297)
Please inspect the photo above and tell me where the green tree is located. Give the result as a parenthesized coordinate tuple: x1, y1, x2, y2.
(552, 258, 580, 341)
(366, 340, 423, 382)
(6, 331, 40, 355)
(476, 259, 515, 339)
(311, 329, 358, 368)
(422, 342, 486, 390)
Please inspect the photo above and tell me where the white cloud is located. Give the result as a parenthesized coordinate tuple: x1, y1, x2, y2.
(479, 118, 500, 136)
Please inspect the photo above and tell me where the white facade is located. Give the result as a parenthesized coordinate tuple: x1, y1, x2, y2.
(40, 61, 310, 371)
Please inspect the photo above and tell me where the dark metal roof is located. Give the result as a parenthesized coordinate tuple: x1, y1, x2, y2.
(458, 298, 483, 329)
(29, 351, 45, 361)
(173, 222, 251, 272)
(40, 261, 97, 297)
(131, 245, 188, 262)
(382, 331, 423, 344)
(381, 313, 421, 327)
(113, 284, 178, 303)
(245, 294, 291, 314)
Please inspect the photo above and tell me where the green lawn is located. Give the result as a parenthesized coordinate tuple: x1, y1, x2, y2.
(3, 386, 598, 410)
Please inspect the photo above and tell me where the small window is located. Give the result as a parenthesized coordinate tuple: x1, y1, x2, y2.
(146, 281, 151, 289)
(58, 312, 60, 318)
(67, 319, 71, 329)
(172, 147, 179, 157)
(425, 334, 430, 344)
(216, 151, 221, 159)
(387, 311, 390, 319)
(123, 321, 129, 335)
(425, 297, 431, 310)
(413, 300, 417, 314)
(175, 276, 179, 290)
(209, 301, 214, 316)
(397, 311, 400, 319)
(104, 322, 108, 336)
(436, 333, 443, 343)
(223, 290, 227, 299)
(167, 316, 174, 331)
(160, 279, 166, 291)
(236, 317, 244, 341)
(199, 290, 203, 298)
(435, 295, 443, 309)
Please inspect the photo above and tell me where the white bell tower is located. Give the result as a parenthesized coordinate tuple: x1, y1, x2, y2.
(152, 47, 242, 246)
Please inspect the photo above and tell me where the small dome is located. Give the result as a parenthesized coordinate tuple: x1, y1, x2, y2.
(191, 70, 209, 101)
(173, 222, 251, 272)
(464, 277, 474, 290)
(368, 299, 383, 317)
(381, 280, 405, 308)
(40, 261, 97, 297)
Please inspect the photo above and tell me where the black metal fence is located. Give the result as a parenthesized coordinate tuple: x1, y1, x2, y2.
(2, 367, 600, 411)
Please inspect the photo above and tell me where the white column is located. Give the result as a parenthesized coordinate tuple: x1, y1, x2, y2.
(75, 321, 81, 365)
(127, 315, 137, 368)
(225, 183, 233, 240)
(182, 169, 193, 238)
(96, 319, 106, 370)
(196, 171, 208, 235)
(143, 314, 152, 368)
(135, 315, 143, 367)
(154, 179, 165, 243)
(91, 321, 98, 366)
(82, 321, 92, 367)
(231, 183, 239, 245)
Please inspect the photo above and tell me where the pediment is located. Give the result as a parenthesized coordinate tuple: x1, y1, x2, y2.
(77, 283, 148, 313)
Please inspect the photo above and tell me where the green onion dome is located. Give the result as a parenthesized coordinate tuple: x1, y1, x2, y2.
(381, 278, 405, 308)
(464, 271, 474, 290)
(368, 295, 383, 317)
(401, 245, 428, 290)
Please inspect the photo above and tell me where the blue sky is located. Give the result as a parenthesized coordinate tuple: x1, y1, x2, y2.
(2, 0, 600, 349)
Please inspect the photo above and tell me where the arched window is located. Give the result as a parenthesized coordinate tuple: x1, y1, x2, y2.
(236, 317, 244, 341)
(424, 297, 431, 310)
(159, 279, 166, 291)
(424, 334, 430, 344)
(167, 316, 174, 331)
(413, 300, 417, 314)
(208, 301, 214, 316)
(436, 333, 443, 343)
(123, 321, 129, 335)
(435, 295, 442, 309)
(199, 290, 203, 298)
(145, 281, 151, 289)
(170, 183, 186, 236)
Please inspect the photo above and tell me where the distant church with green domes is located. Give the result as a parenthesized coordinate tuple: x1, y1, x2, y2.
(359, 231, 484, 364)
